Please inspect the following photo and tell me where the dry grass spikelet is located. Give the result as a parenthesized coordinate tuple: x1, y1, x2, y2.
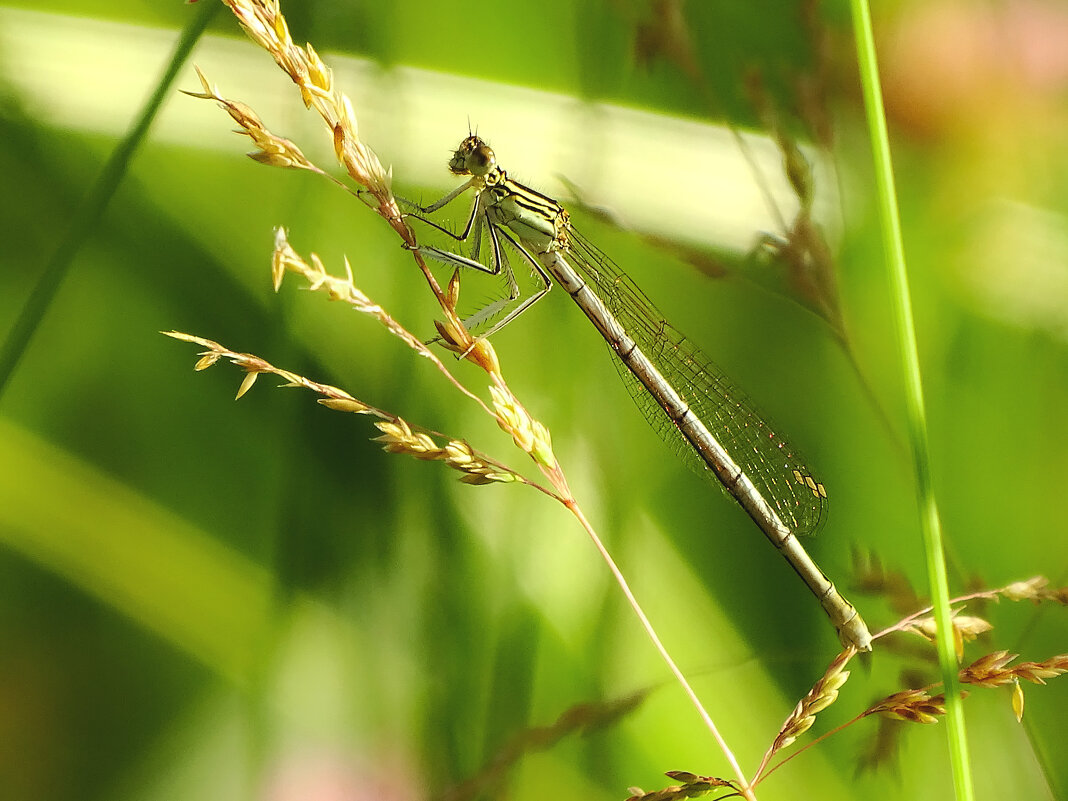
(959, 651, 1023, 688)
(184, 66, 318, 172)
(371, 419, 518, 485)
(853, 645, 1068, 762)
(268, 230, 505, 415)
(217, 0, 403, 236)
(164, 332, 362, 407)
(1012, 655, 1068, 684)
(959, 650, 1068, 688)
(271, 230, 366, 304)
(431, 317, 502, 377)
(220, 0, 290, 65)
(373, 418, 438, 458)
(318, 398, 370, 414)
(765, 646, 853, 758)
(440, 440, 518, 485)
(997, 575, 1068, 605)
(1011, 678, 1026, 722)
(164, 331, 520, 486)
(625, 772, 738, 801)
(489, 386, 555, 470)
(1001, 576, 1049, 601)
(867, 688, 953, 725)
(428, 271, 503, 379)
(466, 338, 502, 378)
(903, 609, 992, 660)
(270, 230, 433, 355)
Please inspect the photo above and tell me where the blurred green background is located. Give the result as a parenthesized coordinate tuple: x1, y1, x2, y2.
(1, 2, 1066, 800)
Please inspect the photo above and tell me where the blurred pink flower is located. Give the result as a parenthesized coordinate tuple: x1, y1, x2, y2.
(881, 0, 1068, 136)
(263, 751, 421, 801)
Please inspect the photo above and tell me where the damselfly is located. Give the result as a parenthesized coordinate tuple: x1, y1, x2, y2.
(409, 134, 871, 651)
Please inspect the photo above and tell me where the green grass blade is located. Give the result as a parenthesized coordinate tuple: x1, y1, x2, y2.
(0, 419, 273, 682)
(848, 2, 975, 799)
(0, 2, 219, 396)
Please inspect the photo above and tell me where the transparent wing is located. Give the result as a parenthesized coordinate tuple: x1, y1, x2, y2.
(568, 229, 827, 536)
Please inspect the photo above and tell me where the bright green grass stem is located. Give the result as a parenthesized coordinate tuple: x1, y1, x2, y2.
(848, 2, 975, 799)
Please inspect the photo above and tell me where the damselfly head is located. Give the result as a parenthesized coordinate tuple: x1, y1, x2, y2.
(449, 135, 496, 177)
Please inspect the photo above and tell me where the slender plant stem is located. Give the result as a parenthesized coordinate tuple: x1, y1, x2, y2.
(0, 3, 220, 397)
(563, 500, 757, 801)
(848, 2, 974, 799)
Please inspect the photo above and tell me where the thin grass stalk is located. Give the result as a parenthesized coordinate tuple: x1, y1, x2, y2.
(848, 2, 974, 798)
(564, 501, 756, 801)
(0, 2, 220, 397)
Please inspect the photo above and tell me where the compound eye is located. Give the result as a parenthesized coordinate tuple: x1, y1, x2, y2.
(468, 143, 495, 175)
